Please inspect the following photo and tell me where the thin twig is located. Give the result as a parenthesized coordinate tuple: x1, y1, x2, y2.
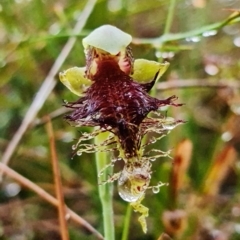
(0, 0, 97, 180)
(46, 118, 69, 240)
(0, 162, 104, 240)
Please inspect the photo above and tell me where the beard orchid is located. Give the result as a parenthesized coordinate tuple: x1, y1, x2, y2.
(59, 25, 182, 232)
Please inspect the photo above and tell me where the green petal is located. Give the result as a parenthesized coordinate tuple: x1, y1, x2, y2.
(131, 59, 170, 83)
(82, 25, 132, 55)
(59, 67, 92, 96)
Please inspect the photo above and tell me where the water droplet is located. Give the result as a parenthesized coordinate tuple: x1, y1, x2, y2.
(77, 151, 82, 156)
(107, 0, 122, 12)
(155, 51, 174, 59)
(162, 117, 177, 130)
(118, 184, 141, 202)
(152, 186, 160, 194)
(221, 131, 233, 142)
(204, 64, 219, 76)
(163, 124, 175, 130)
(72, 145, 77, 150)
(118, 168, 149, 202)
(185, 36, 201, 42)
(202, 30, 217, 37)
(233, 36, 240, 47)
(5, 183, 21, 197)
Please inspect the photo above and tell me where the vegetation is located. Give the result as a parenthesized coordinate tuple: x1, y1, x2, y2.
(1, 0, 240, 239)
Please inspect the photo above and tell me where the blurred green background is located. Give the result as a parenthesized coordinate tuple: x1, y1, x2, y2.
(0, 0, 240, 239)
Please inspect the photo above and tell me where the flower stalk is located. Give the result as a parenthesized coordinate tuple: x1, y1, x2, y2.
(95, 132, 115, 240)
(121, 204, 132, 240)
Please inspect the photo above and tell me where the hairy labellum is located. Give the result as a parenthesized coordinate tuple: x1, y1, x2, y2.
(65, 59, 180, 158)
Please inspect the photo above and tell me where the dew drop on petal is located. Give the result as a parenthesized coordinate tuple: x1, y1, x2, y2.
(118, 168, 149, 203)
(118, 174, 143, 202)
(119, 187, 140, 202)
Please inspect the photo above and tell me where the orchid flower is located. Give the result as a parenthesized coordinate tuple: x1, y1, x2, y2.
(59, 25, 182, 232)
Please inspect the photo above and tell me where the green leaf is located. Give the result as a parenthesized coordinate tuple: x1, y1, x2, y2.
(59, 67, 92, 96)
(131, 59, 170, 83)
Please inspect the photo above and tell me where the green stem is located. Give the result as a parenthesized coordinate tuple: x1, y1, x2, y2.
(95, 132, 115, 240)
(133, 12, 240, 46)
(121, 204, 132, 240)
(164, 0, 176, 35)
(155, 0, 176, 63)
